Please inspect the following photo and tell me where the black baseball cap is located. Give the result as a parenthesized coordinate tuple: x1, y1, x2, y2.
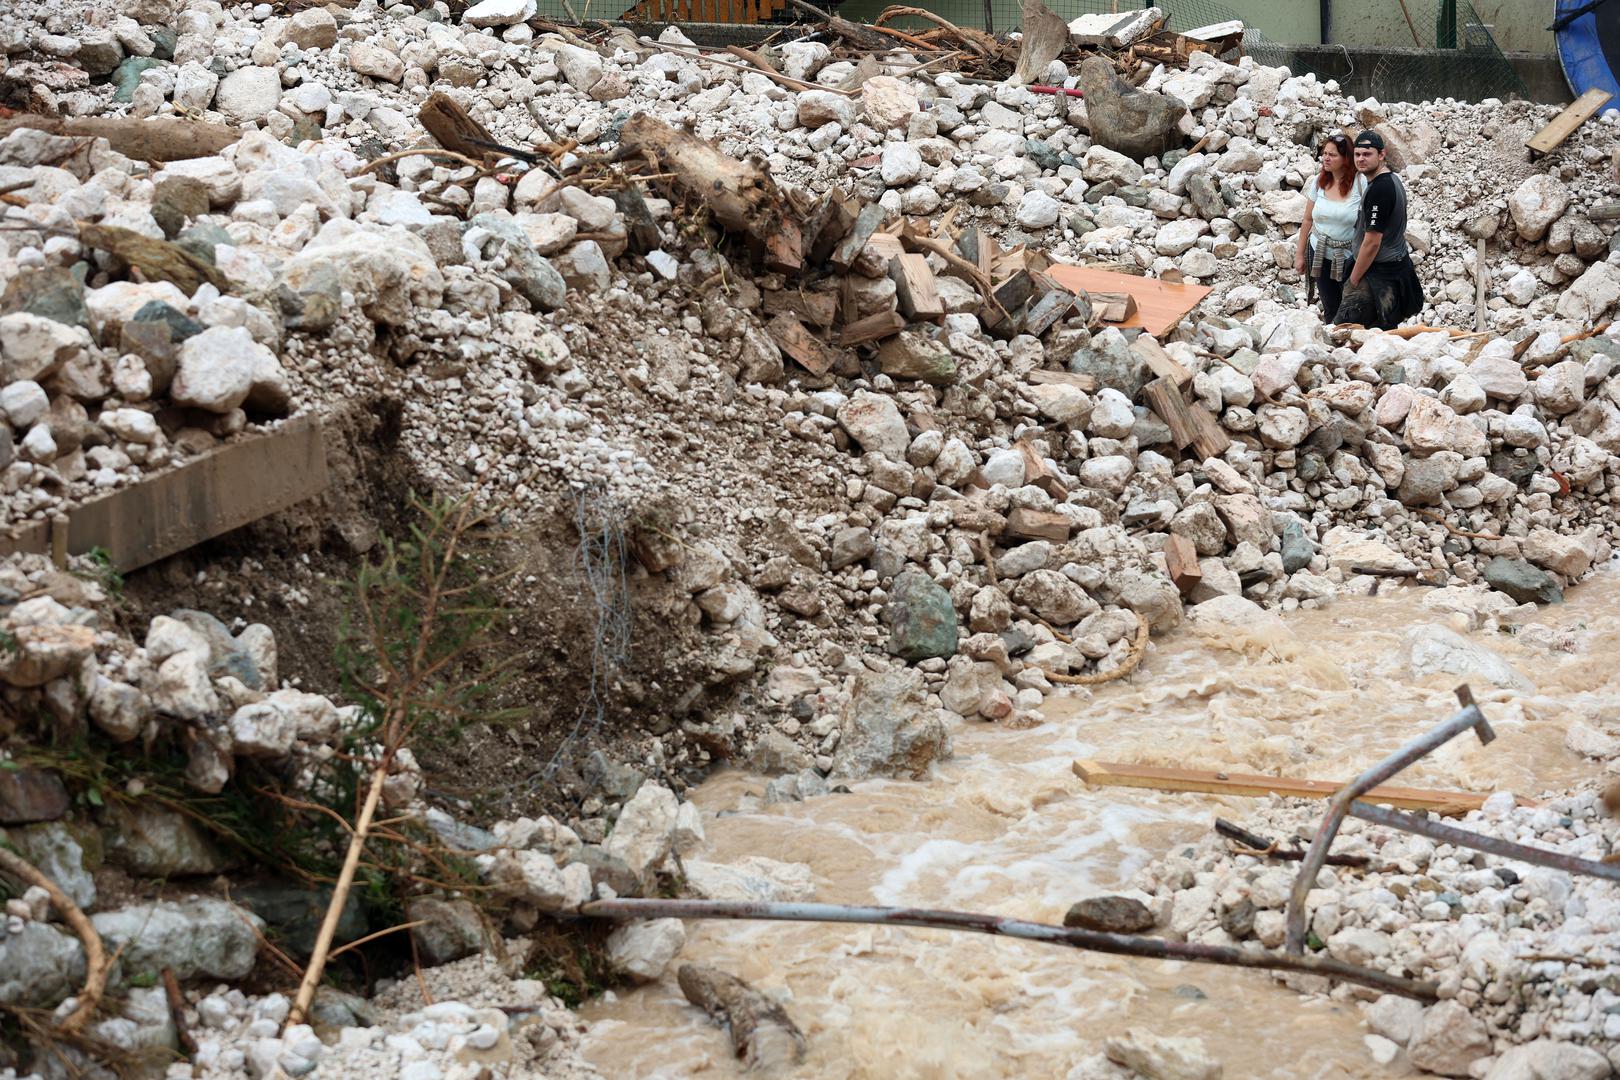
(1353, 130, 1386, 151)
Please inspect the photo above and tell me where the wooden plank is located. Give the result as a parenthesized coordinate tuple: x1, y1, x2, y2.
(1024, 288, 1076, 336)
(829, 203, 884, 272)
(1527, 87, 1613, 159)
(836, 309, 905, 347)
(807, 192, 856, 266)
(1046, 263, 1211, 338)
(1026, 369, 1098, 393)
(1089, 291, 1139, 324)
(1070, 760, 1535, 814)
(1164, 533, 1201, 597)
(865, 232, 905, 263)
(888, 252, 944, 322)
(0, 415, 328, 574)
(1131, 334, 1192, 386)
(766, 312, 837, 376)
(762, 287, 838, 328)
(1005, 507, 1073, 542)
(763, 216, 802, 275)
(1143, 376, 1230, 459)
(992, 269, 1037, 313)
(1015, 439, 1066, 500)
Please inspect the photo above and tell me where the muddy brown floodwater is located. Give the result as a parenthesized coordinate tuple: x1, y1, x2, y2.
(582, 569, 1619, 1079)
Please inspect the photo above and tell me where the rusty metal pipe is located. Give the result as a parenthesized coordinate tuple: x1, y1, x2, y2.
(1284, 686, 1493, 954)
(578, 897, 1437, 1000)
(1348, 801, 1620, 885)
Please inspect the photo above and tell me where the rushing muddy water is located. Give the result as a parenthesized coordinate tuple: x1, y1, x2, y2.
(582, 570, 1620, 1078)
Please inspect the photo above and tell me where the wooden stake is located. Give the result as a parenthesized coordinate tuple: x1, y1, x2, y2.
(1071, 760, 1527, 813)
(1475, 237, 1487, 333)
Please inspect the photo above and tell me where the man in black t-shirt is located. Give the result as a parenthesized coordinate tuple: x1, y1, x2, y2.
(1337, 130, 1424, 330)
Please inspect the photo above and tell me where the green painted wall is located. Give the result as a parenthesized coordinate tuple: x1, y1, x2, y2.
(833, 0, 1319, 46)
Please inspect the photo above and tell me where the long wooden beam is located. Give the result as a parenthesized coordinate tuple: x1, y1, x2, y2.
(1072, 759, 1536, 814)
(0, 414, 328, 573)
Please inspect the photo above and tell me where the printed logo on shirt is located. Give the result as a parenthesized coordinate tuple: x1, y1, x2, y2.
(1367, 203, 1381, 229)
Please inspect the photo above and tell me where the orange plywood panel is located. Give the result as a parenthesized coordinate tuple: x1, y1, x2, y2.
(1044, 264, 1211, 338)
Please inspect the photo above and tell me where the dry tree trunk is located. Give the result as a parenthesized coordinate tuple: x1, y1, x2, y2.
(616, 114, 788, 242)
(0, 115, 241, 161)
(677, 964, 807, 1070)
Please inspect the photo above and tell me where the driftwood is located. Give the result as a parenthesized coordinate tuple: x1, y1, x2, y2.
(78, 224, 230, 294)
(617, 114, 787, 243)
(677, 964, 807, 1070)
(0, 115, 240, 162)
(0, 846, 110, 1036)
(1011, 0, 1070, 85)
(419, 92, 502, 162)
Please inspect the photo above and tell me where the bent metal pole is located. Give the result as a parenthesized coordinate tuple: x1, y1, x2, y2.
(577, 898, 1437, 1001)
(1284, 685, 1495, 955)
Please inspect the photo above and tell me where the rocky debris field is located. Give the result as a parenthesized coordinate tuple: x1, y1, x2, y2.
(1112, 789, 1620, 1079)
(3, 0, 1620, 1074)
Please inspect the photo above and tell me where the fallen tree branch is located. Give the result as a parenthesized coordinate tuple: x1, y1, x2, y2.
(161, 968, 197, 1058)
(579, 897, 1437, 1000)
(0, 847, 110, 1036)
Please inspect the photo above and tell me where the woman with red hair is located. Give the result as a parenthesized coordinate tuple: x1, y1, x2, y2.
(1293, 133, 1365, 323)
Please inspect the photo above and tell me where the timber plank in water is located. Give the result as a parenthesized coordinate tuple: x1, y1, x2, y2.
(1072, 759, 1536, 814)
(0, 414, 328, 573)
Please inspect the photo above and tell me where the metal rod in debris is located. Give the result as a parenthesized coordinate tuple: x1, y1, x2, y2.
(578, 898, 1437, 1000)
(1348, 801, 1620, 885)
(1284, 685, 1494, 955)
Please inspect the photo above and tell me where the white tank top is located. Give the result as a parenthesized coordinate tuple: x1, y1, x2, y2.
(1308, 174, 1365, 245)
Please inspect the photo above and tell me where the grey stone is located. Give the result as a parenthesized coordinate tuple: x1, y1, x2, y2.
(469, 212, 566, 311)
(1069, 336, 1149, 398)
(829, 526, 875, 570)
(235, 883, 367, 958)
(1185, 171, 1225, 221)
(93, 899, 263, 982)
(747, 729, 816, 775)
(1, 267, 89, 329)
(0, 921, 86, 1007)
(1079, 57, 1187, 160)
(1064, 895, 1155, 933)
(0, 767, 70, 824)
(102, 802, 236, 877)
(1484, 556, 1562, 605)
(1280, 518, 1315, 574)
(829, 668, 950, 781)
(406, 897, 484, 966)
(0, 821, 94, 908)
(112, 56, 167, 102)
(574, 844, 640, 898)
(887, 569, 959, 661)
(584, 750, 644, 800)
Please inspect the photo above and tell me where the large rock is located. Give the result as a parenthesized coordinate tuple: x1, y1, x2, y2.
(602, 782, 678, 888)
(93, 899, 263, 982)
(461, 0, 536, 26)
(0, 821, 95, 908)
(170, 325, 283, 414)
(1103, 1028, 1221, 1080)
(829, 668, 950, 780)
(1483, 1040, 1610, 1080)
(0, 922, 86, 1007)
(887, 569, 959, 661)
(860, 76, 919, 129)
(683, 856, 816, 902)
(1405, 624, 1529, 690)
(0, 767, 69, 824)
(103, 802, 235, 877)
(1509, 174, 1570, 242)
(213, 66, 281, 123)
(407, 897, 484, 966)
(1484, 556, 1562, 605)
(605, 918, 685, 983)
(0, 311, 89, 383)
(1554, 261, 1620, 322)
(1407, 1001, 1491, 1077)
(1064, 895, 1155, 933)
(1079, 56, 1187, 160)
(1012, 568, 1099, 625)
(279, 220, 444, 326)
(836, 390, 909, 458)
